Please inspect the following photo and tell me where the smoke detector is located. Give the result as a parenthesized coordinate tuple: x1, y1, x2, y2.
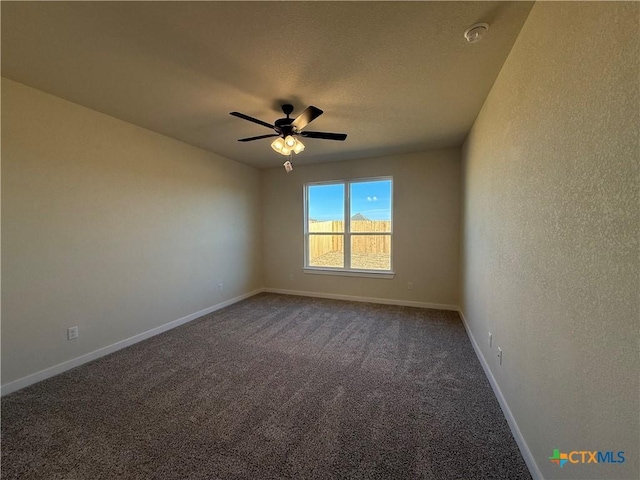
(464, 23, 489, 43)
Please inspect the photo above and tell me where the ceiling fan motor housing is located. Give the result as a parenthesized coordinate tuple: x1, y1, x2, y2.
(275, 104, 296, 136)
(274, 119, 295, 136)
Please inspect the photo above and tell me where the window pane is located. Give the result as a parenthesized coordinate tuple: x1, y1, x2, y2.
(308, 184, 344, 232)
(349, 180, 391, 232)
(350, 235, 391, 270)
(309, 234, 344, 268)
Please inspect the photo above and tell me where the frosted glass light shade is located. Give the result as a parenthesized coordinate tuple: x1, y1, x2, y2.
(293, 140, 305, 154)
(271, 137, 285, 153)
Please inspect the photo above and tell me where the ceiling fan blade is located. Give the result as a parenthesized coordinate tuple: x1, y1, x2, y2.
(230, 112, 274, 129)
(237, 134, 279, 142)
(291, 106, 323, 131)
(300, 131, 347, 141)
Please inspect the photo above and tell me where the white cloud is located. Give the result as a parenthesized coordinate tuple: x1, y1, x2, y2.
(367, 196, 372, 201)
(373, 196, 378, 201)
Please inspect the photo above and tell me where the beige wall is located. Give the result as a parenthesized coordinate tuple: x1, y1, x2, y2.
(1, 78, 262, 385)
(262, 150, 461, 306)
(461, 3, 639, 479)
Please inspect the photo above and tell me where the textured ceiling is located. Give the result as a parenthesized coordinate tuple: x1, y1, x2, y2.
(1, 1, 533, 169)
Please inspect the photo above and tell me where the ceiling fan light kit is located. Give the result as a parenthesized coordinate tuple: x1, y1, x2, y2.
(271, 135, 305, 156)
(230, 103, 347, 165)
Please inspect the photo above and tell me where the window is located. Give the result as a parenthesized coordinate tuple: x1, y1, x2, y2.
(304, 177, 393, 276)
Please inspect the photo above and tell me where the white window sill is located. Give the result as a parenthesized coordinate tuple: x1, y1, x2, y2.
(303, 267, 395, 279)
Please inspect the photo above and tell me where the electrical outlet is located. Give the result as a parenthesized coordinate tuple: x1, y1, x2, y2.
(67, 326, 79, 340)
(289, 274, 294, 281)
(407, 282, 413, 290)
(497, 347, 503, 365)
(488, 332, 492, 348)
(218, 283, 224, 292)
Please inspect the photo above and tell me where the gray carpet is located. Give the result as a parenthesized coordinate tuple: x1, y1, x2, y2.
(2, 293, 531, 479)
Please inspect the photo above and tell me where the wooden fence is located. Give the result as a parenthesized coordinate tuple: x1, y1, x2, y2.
(308, 220, 391, 259)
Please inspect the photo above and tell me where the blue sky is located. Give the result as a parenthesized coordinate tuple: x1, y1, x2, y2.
(308, 180, 391, 221)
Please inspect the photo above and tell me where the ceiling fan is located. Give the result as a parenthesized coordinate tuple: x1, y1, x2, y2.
(230, 104, 347, 157)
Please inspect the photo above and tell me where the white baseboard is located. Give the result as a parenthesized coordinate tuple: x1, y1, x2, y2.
(458, 310, 543, 480)
(263, 288, 459, 311)
(0, 289, 264, 397)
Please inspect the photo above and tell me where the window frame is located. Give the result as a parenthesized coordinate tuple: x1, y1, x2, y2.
(303, 176, 394, 278)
